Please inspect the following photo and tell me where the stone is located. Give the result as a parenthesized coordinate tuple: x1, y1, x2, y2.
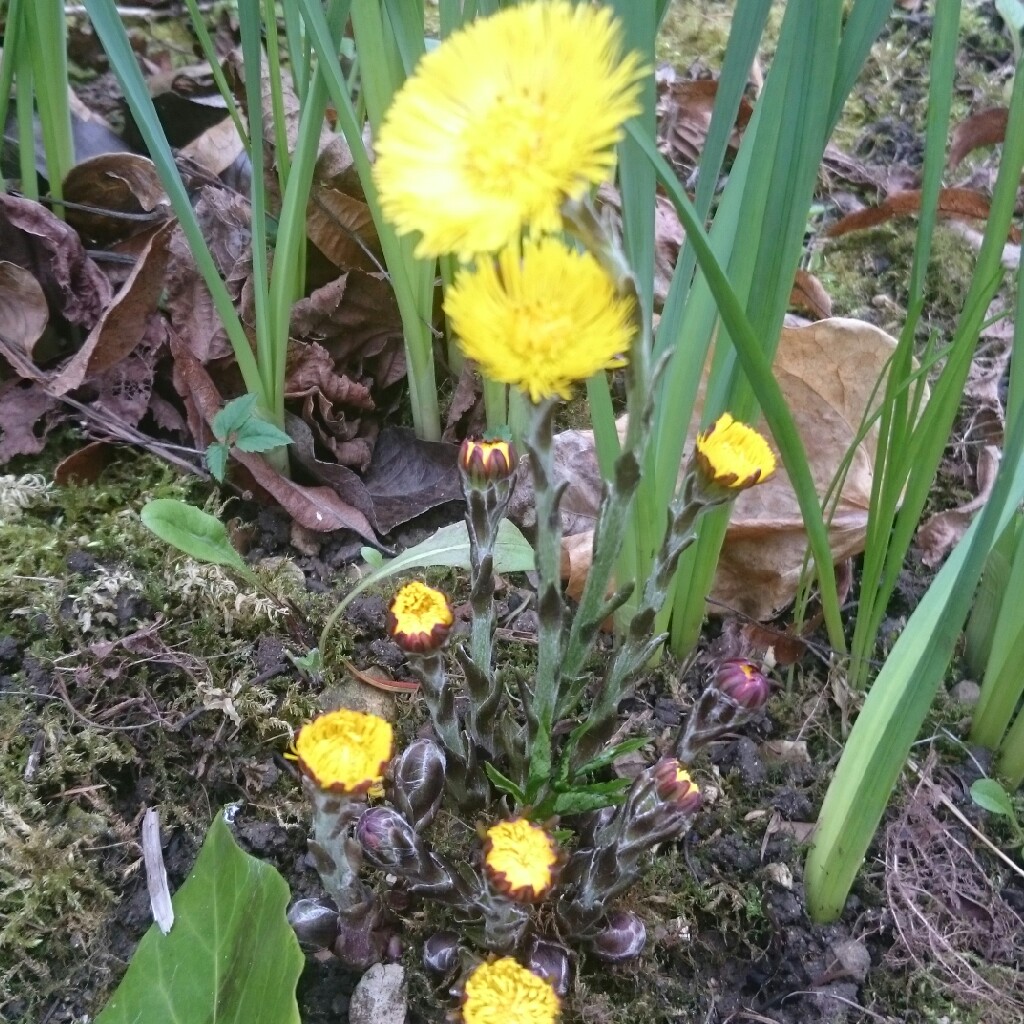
(348, 963, 407, 1024)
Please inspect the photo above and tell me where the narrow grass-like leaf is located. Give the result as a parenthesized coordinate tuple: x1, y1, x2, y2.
(805, 408, 1024, 921)
(626, 120, 842, 653)
(850, 0, 960, 685)
(95, 811, 302, 1024)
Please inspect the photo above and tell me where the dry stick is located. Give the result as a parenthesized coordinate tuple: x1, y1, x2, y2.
(908, 759, 1024, 883)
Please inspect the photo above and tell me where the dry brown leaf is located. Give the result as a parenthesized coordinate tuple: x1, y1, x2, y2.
(63, 153, 169, 245)
(0, 261, 49, 361)
(0, 380, 59, 463)
(916, 444, 1000, 568)
(949, 107, 1008, 171)
(170, 335, 378, 539)
(827, 188, 1022, 244)
(52, 221, 174, 395)
(533, 318, 905, 621)
(789, 269, 833, 320)
(657, 79, 752, 170)
(179, 116, 247, 177)
(0, 193, 112, 330)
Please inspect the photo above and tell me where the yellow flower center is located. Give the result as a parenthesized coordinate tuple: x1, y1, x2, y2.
(462, 957, 561, 1024)
(694, 413, 776, 489)
(293, 709, 394, 796)
(445, 237, 634, 403)
(372, 1, 646, 259)
(483, 819, 558, 901)
(387, 581, 454, 654)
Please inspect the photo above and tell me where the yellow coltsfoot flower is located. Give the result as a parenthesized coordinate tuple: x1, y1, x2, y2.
(482, 818, 559, 902)
(461, 956, 561, 1024)
(373, 1, 645, 259)
(387, 580, 455, 654)
(445, 237, 634, 403)
(292, 709, 394, 796)
(694, 413, 776, 492)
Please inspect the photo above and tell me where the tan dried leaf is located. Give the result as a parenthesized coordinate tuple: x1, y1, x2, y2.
(545, 318, 905, 620)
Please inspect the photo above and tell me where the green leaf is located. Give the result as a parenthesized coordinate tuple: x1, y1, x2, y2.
(971, 777, 1016, 819)
(483, 762, 527, 804)
(319, 519, 534, 649)
(234, 418, 294, 453)
(572, 737, 650, 779)
(141, 499, 254, 580)
(95, 810, 303, 1024)
(206, 443, 229, 483)
(213, 394, 259, 440)
(361, 546, 385, 567)
(548, 782, 630, 818)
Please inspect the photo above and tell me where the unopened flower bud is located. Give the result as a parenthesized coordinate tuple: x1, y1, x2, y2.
(652, 758, 703, 814)
(287, 897, 338, 950)
(459, 437, 516, 486)
(356, 806, 418, 868)
(387, 580, 454, 654)
(423, 930, 461, 975)
(526, 938, 571, 997)
(391, 738, 446, 831)
(590, 910, 647, 963)
(715, 658, 771, 711)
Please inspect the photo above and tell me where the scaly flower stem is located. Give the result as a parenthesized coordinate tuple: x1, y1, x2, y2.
(524, 398, 566, 799)
(408, 650, 468, 762)
(306, 784, 374, 915)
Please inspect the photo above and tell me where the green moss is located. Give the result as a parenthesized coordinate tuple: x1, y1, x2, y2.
(817, 222, 985, 339)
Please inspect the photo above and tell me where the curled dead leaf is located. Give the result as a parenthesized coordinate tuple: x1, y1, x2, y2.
(0, 261, 49, 361)
(827, 188, 1022, 245)
(949, 107, 1008, 171)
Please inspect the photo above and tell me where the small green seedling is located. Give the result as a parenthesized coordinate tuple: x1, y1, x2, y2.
(970, 777, 1024, 851)
(206, 395, 293, 483)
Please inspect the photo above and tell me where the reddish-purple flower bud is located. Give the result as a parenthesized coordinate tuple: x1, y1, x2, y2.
(423, 930, 461, 975)
(715, 658, 771, 710)
(526, 938, 571, 997)
(652, 758, 703, 814)
(459, 437, 516, 486)
(590, 911, 647, 963)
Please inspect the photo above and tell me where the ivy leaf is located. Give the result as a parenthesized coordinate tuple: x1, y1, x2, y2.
(95, 810, 303, 1024)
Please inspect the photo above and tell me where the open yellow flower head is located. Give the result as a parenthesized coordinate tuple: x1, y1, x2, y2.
(387, 580, 454, 654)
(445, 237, 634, 403)
(461, 957, 561, 1024)
(694, 413, 776, 491)
(483, 818, 559, 902)
(293, 709, 394, 796)
(373, 0, 645, 259)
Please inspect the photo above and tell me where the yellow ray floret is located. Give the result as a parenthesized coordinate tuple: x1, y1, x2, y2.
(483, 818, 558, 901)
(373, 1, 646, 259)
(462, 957, 561, 1024)
(292, 709, 394, 796)
(694, 413, 776, 490)
(445, 237, 634, 403)
(387, 580, 454, 653)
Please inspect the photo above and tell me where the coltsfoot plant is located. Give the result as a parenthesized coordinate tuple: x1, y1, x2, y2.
(289, 2, 780, 1018)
